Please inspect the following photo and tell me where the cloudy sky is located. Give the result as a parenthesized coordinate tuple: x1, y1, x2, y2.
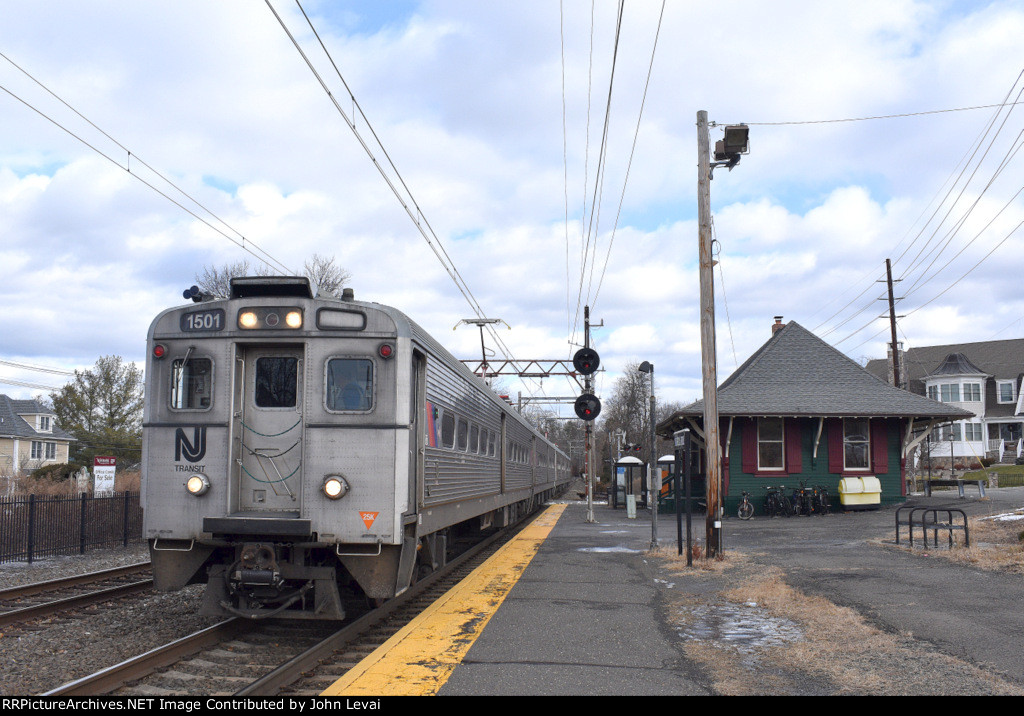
(1, 0, 1023, 417)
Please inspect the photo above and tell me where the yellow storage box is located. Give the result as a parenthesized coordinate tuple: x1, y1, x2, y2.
(839, 476, 881, 510)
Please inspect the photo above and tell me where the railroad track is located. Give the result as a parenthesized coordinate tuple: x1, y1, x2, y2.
(44, 518, 527, 696)
(0, 562, 154, 629)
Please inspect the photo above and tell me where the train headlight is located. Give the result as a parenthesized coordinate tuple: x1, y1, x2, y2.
(286, 310, 303, 328)
(239, 311, 259, 329)
(322, 475, 349, 500)
(185, 473, 211, 496)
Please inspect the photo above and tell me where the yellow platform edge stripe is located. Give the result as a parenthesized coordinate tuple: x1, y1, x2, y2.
(322, 503, 567, 696)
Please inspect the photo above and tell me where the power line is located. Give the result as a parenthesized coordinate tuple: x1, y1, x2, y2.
(0, 359, 74, 376)
(270, 1, 559, 404)
(0, 52, 295, 277)
(746, 100, 1024, 126)
(590, 0, 666, 311)
(0, 377, 64, 391)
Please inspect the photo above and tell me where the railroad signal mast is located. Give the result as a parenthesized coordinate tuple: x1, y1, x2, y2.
(455, 308, 603, 522)
(574, 306, 602, 524)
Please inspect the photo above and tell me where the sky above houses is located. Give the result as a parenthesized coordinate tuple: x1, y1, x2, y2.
(1, 1, 1023, 417)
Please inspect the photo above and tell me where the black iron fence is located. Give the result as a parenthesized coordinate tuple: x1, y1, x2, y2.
(0, 491, 143, 564)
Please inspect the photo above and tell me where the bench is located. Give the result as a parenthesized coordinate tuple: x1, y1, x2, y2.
(924, 478, 986, 499)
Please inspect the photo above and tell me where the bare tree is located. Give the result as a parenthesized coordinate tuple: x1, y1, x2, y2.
(194, 255, 350, 298)
(193, 260, 269, 298)
(303, 254, 352, 297)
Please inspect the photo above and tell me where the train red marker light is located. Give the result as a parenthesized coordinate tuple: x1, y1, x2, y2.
(378, 343, 394, 359)
(153, 344, 166, 359)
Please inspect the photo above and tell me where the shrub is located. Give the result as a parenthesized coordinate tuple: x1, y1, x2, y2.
(30, 462, 86, 482)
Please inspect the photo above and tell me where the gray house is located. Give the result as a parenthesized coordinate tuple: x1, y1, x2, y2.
(657, 320, 971, 513)
(866, 338, 1024, 464)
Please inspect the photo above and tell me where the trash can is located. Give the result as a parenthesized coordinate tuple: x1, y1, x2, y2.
(838, 476, 881, 510)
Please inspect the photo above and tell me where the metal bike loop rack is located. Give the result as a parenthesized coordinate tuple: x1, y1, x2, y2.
(895, 505, 969, 548)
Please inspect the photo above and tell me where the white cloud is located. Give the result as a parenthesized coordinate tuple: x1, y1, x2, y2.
(0, 0, 1022, 417)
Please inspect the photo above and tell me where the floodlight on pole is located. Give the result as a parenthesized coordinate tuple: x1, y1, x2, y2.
(711, 123, 750, 176)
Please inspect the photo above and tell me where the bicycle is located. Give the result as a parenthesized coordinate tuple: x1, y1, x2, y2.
(763, 485, 783, 517)
(815, 485, 831, 514)
(738, 490, 754, 520)
(793, 482, 815, 516)
(777, 485, 795, 516)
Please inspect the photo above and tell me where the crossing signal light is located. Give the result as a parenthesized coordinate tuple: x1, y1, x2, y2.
(573, 347, 600, 375)
(574, 393, 601, 421)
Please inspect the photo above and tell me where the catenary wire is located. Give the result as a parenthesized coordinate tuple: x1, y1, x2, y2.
(0, 51, 295, 276)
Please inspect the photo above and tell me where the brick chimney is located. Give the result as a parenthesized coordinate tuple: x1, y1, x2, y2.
(772, 316, 785, 334)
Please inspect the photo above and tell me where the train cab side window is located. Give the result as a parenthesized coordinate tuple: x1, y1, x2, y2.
(326, 358, 374, 412)
(255, 357, 298, 408)
(441, 412, 455, 449)
(171, 358, 213, 410)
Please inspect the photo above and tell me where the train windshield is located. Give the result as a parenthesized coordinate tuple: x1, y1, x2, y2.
(326, 358, 374, 411)
(171, 357, 213, 409)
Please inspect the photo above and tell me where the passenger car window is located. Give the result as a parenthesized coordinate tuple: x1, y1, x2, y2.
(441, 412, 455, 449)
(326, 358, 374, 411)
(171, 357, 213, 410)
(457, 418, 469, 451)
(255, 357, 298, 408)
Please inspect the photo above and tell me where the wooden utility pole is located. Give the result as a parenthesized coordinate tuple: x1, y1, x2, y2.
(696, 110, 722, 558)
(886, 258, 901, 389)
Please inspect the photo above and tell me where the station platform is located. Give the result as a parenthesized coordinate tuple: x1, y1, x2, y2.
(322, 496, 708, 696)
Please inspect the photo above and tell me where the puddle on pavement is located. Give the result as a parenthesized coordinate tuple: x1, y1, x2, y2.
(578, 546, 644, 553)
(674, 601, 803, 665)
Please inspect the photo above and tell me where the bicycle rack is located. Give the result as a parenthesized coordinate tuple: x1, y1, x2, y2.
(895, 505, 969, 548)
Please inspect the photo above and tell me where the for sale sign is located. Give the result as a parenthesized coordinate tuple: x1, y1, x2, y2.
(94, 456, 116, 496)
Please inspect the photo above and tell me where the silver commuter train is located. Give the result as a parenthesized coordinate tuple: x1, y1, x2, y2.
(142, 276, 571, 620)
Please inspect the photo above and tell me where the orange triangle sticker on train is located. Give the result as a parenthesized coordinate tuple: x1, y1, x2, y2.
(359, 512, 379, 530)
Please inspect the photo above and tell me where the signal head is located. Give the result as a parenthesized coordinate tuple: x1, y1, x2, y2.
(572, 347, 600, 375)
(574, 393, 602, 421)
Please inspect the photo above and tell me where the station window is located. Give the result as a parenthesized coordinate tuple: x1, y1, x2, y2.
(171, 357, 213, 410)
(326, 358, 374, 412)
(843, 418, 870, 470)
(255, 357, 297, 408)
(757, 417, 785, 471)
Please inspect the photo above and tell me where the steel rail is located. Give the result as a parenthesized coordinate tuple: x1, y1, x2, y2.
(0, 562, 151, 601)
(42, 619, 250, 696)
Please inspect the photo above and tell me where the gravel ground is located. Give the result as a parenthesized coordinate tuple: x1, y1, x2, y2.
(1, 543, 220, 696)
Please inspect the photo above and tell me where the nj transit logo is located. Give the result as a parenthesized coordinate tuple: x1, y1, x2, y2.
(175, 427, 207, 462)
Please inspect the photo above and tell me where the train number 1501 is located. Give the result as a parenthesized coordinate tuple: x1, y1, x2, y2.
(180, 309, 225, 332)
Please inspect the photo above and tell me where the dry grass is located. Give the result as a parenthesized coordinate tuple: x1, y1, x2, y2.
(1, 470, 140, 497)
(655, 554, 1024, 695)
